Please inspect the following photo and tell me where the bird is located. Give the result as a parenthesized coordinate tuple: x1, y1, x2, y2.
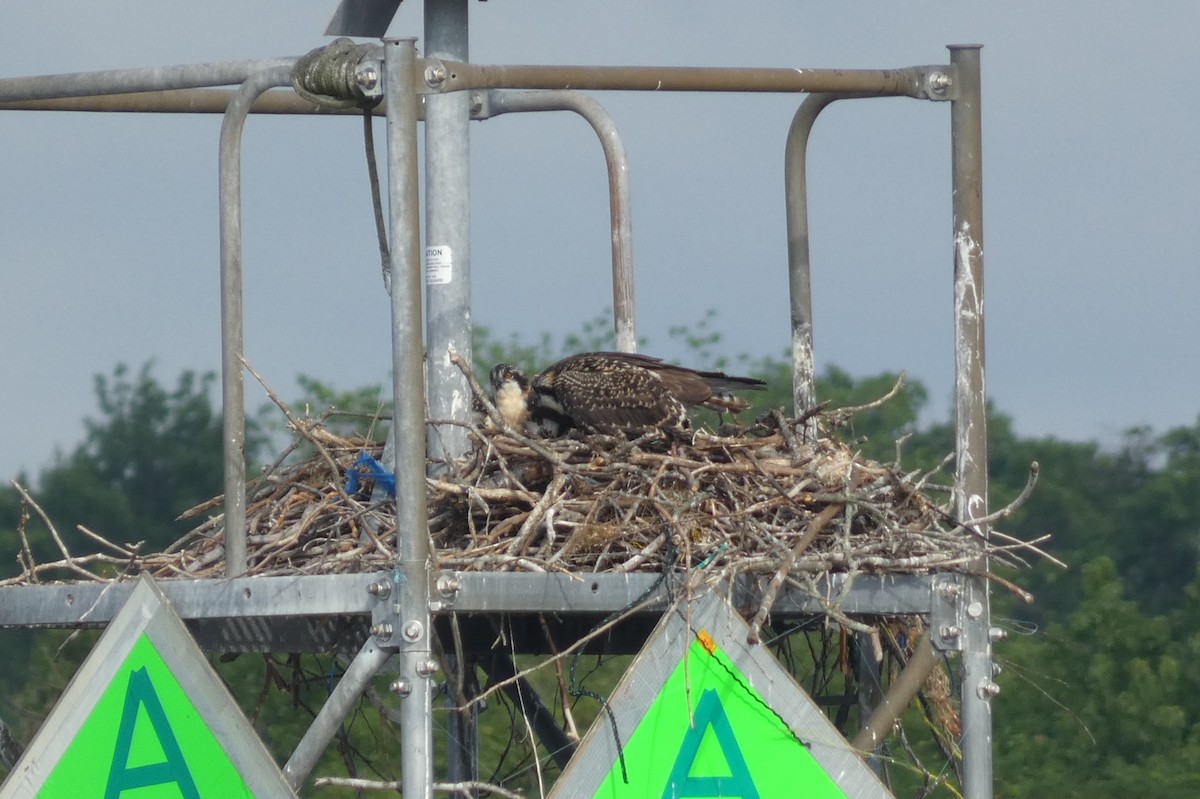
(489, 352, 766, 436)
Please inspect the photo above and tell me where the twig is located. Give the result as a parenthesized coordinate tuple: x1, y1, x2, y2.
(313, 776, 524, 799)
(240, 356, 354, 504)
(948, 462, 1040, 534)
(747, 502, 843, 644)
(10, 481, 102, 582)
(833, 371, 906, 416)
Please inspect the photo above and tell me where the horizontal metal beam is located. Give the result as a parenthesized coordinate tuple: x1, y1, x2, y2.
(0, 89, 369, 115)
(0, 59, 297, 102)
(437, 571, 934, 615)
(0, 571, 935, 629)
(431, 60, 951, 99)
(0, 572, 380, 627)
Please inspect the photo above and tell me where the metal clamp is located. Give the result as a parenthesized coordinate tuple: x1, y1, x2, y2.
(919, 66, 958, 101)
(930, 577, 966, 652)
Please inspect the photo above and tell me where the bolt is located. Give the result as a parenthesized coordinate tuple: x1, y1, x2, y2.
(967, 600, 984, 619)
(416, 658, 439, 678)
(436, 574, 460, 597)
(355, 65, 380, 92)
(992, 662, 1004, 678)
(367, 579, 391, 599)
(370, 622, 393, 641)
(989, 626, 1008, 643)
(424, 63, 447, 87)
(390, 678, 412, 697)
(977, 678, 1001, 699)
(402, 620, 424, 642)
(939, 625, 961, 641)
(928, 71, 952, 95)
(469, 93, 484, 115)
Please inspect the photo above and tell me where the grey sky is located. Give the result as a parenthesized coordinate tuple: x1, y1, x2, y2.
(2, 1, 1198, 482)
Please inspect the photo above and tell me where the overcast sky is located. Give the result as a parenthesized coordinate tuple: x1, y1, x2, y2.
(2, 1, 1198, 481)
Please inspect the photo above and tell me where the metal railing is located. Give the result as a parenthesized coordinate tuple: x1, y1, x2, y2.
(0, 37, 992, 799)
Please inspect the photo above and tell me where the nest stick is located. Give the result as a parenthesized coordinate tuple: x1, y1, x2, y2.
(747, 502, 843, 644)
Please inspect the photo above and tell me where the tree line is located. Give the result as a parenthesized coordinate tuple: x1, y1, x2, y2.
(1, 318, 1198, 796)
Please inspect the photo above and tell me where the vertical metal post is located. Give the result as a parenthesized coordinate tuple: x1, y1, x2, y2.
(217, 64, 295, 577)
(385, 37, 434, 799)
(949, 44, 993, 799)
(783, 92, 842, 431)
(424, 0, 473, 464)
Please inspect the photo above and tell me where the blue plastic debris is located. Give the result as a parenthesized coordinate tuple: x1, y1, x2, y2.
(344, 451, 396, 498)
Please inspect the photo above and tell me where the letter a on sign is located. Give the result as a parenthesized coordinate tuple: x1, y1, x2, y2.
(104, 666, 200, 799)
(549, 592, 896, 799)
(0, 574, 296, 799)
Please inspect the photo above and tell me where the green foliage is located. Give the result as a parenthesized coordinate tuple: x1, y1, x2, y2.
(3, 314, 1200, 796)
(252, 374, 390, 458)
(0, 363, 260, 571)
(994, 558, 1200, 797)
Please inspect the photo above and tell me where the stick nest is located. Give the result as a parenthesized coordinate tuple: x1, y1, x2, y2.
(153, 411, 1038, 584)
(6, 375, 1048, 591)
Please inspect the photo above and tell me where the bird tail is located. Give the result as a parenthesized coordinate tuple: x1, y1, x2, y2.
(696, 371, 767, 395)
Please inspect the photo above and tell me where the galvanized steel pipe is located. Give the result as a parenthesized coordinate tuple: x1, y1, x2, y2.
(949, 44, 993, 799)
(383, 37, 434, 799)
(217, 63, 296, 578)
(487, 90, 637, 353)
(435, 61, 937, 97)
(423, 0, 474, 466)
(784, 92, 843, 431)
(282, 638, 393, 789)
(0, 59, 295, 102)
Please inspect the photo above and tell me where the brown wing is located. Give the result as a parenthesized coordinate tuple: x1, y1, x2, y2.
(536, 353, 688, 433)
(621, 358, 766, 411)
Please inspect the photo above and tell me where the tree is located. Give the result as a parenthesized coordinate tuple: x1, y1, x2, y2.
(0, 362, 262, 572)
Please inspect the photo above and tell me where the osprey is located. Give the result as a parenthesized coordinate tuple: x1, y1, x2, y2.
(489, 352, 766, 436)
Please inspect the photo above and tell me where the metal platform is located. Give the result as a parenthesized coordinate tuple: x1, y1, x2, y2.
(0, 9, 994, 794)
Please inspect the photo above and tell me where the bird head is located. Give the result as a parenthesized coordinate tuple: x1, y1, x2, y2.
(490, 363, 529, 393)
(489, 363, 533, 429)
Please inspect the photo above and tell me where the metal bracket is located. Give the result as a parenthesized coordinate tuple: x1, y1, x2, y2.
(919, 65, 958, 101)
(353, 59, 384, 100)
(430, 571, 461, 612)
(930, 575, 966, 652)
(367, 568, 405, 647)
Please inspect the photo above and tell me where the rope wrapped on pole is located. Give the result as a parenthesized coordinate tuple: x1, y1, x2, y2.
(291, 38, 383, 110)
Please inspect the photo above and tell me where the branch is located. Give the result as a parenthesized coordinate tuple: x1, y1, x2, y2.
(313, 776, 524, 799)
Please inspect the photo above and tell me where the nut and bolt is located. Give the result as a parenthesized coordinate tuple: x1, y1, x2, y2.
(416, 658, 439, 678)
(367, 579, 391, 599)
(402, 620, 425, 642)
(370, 622, 393, 641)
(424, 63, 448, 87)
(928, 71, 952, 95)
(989, 626, 1008, 643)
(390, 678, 412, 698)
(937, 582, 961, 600)
(355, 65, 380, 92)
(939, 625, 961, 641)
(436, 574, 460, 597)
(977, 679, 1001, 699)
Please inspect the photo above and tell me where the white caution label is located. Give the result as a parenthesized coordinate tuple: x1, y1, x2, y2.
(425, 245, 453, 285)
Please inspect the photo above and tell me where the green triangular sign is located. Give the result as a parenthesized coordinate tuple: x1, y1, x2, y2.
(551, 593, 895, 798)
(0, 574, 296, 799)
